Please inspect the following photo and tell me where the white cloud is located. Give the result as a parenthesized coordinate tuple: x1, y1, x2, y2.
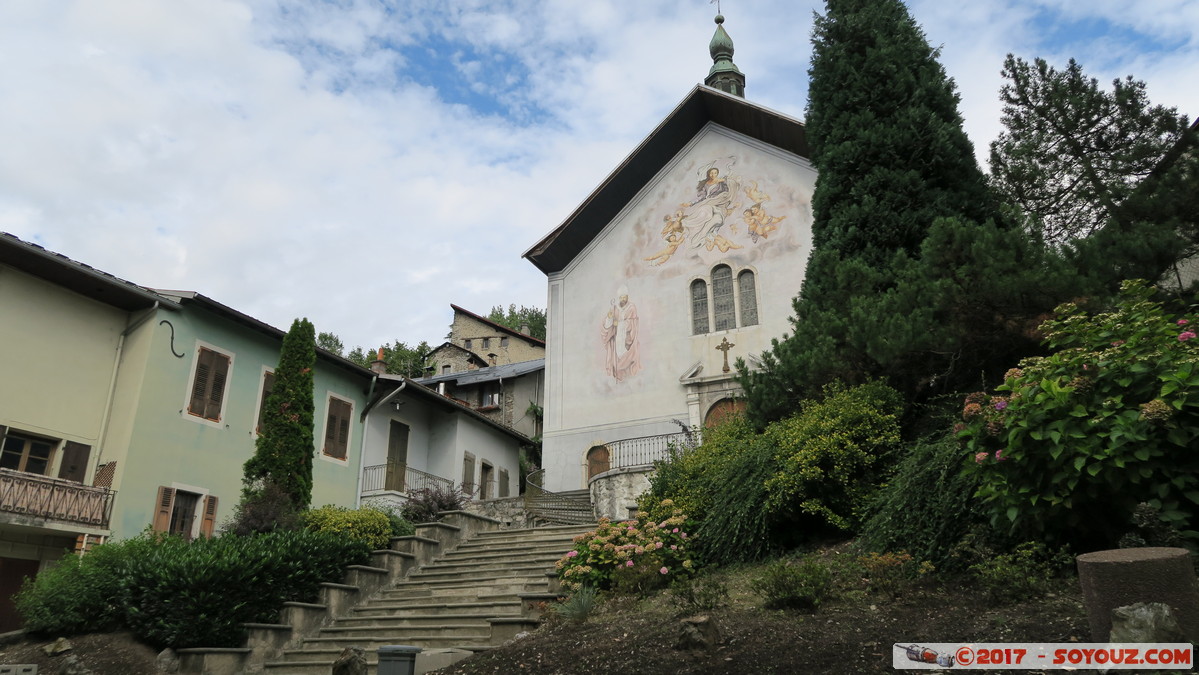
(0, 0, 1194, 350)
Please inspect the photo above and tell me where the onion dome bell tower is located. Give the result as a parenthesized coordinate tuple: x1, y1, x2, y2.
(705, 14, 745, 97)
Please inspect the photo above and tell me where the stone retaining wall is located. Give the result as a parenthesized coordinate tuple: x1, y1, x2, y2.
(590, 466, 653, 521)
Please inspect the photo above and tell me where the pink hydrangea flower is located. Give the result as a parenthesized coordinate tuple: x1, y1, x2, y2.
(625, 560, 634, 567)
(1180, 331, 1196, 342)
(994, 400, 1008, 411)
(672, 528, 679, 533)
(670, 545, 678, 550)
(660, 567, 669, 575)
(655, 541, 663, 549)
(974, 452, 989, 463)
(996, 449, 1006, 461)
(1179, 319, 1190, 326)
(566, 550, 578, 558)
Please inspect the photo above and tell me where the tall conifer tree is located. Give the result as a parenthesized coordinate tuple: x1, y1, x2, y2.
(739, 0, 1027, 423)
(244, 317, 317, 509)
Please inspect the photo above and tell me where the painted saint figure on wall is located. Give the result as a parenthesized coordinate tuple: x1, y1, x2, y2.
(684, 162, 743, 253)
(601, 286, 641, 381)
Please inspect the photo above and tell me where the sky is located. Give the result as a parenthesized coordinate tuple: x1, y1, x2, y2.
(1, 0, 1196, 351)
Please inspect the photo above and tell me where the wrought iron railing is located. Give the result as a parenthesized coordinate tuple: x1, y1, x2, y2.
(605, 432, 695, 470)
(523, 469, 594, 525)
(0, 468, 115, 528)
(361, 464, 454, 494)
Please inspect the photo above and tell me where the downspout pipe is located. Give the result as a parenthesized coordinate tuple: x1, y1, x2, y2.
(96, 301, 159, 467)
(355, 378, 406, 507)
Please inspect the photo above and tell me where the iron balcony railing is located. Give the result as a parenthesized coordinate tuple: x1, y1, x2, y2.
(361, 464, 454, 494)
(0, 468, 115, 529)
(605, 432, 695, 471)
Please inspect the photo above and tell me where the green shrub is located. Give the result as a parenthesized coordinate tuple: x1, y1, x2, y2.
(857, 551, 934, 599)
(120, 530, 369, 648)
(225, 479, 301, 536)
(14, 535, 159, 635)
(961, 280, 1199, 548)
(555, 500, 695, 592)
(860, 432, 983, 570)
(750, 557, 833, 611)
(361, 502, 417, 538)
(668, 574, 730, 614)
(303, 504, 392, 549)
(968, 541, 1071, 604)
(551, 585, 598, 624)
(400, 485, 469, 523)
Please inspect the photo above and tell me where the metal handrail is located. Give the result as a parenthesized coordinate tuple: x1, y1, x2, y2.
(360, 464, 453, 494)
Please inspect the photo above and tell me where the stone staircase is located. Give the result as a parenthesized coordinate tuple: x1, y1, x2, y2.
(260, 523, 594, 674)
(525, 487, 595, 525)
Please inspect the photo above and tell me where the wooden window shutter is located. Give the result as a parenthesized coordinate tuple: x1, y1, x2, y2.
(152, 487, 176, 532)
(256, 371, 275, 432)
(189, 349, 214, 416)
(324, 398, 351, 459)
(206, 352, 230, 421)
(57, 442, 91, 483)
(189, 348, 230, 421)
(200, 495, 219, 537)
(499, 468, 509, 498)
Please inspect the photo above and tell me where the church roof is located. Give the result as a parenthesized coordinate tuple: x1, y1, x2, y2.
(522, 85, 809, 275)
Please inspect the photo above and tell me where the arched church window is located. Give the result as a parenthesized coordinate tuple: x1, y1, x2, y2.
(690, 279, 709, 335)
(738, 270, 758, 326)
(705, 398, 746, 428)
(712, 265, 735, 331)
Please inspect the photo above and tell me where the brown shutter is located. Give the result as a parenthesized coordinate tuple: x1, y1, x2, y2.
(499, 469, 509, 498)
(57, 442, 91, 483)
(152, 487, 175, 532)
(200, 495, 218, 537)
(188, 350, 214, 416)
(256, 371, 276, 432)
(205, 352, 230, 421)
(324, 398, 351, 459)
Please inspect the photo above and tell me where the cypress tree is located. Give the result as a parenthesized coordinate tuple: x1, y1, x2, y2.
(244, 317, 317, 509)
(739, 0, 1036, 423)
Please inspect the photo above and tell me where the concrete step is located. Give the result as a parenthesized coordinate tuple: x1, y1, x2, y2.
(379, 580, 548, 601)
(331, 614, 493, 629)
(280, 635, 490, 655)
(316, 623, 493, 639)
(352, 600, 521, 617)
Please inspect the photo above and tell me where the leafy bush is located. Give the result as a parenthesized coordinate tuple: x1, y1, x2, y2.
(860, 432, 983, 570)
(400, 485, 470, 523)
(764, 381, 903, 532)
(17, 530, 369, 648)
(857, 551, 934, 599)
(362, 502, 417, 538)
(555, 500, 694, 592)
(303, 504, 393, 549)
(14, 535, 159, 635)
(225, 479, 301, 536)
(968, 541, 1071, 604)
(750, 556, 833, 611)
(961, 280, 1199, 548)
(668, 574, 730, 614)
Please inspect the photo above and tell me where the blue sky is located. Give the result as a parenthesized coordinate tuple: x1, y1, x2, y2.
(0, 0, 1195, 350)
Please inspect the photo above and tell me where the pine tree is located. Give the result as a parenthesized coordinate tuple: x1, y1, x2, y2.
(244, 317, 317, 509)
(738, 0, 1043, 424)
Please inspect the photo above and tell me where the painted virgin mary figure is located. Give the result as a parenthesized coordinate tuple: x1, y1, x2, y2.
(681, 158, 741, 251)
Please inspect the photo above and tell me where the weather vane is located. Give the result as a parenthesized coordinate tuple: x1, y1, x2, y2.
(710, 0, 721, 15)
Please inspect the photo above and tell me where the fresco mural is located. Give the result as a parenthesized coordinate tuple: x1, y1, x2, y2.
(642, 156, 791, 266)
(600, 285, 642, 382)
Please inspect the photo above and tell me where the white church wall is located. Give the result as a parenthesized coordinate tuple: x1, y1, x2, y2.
(542, 123, 817, 491)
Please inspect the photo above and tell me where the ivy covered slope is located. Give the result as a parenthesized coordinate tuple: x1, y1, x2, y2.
(961, 281, 1199, 549)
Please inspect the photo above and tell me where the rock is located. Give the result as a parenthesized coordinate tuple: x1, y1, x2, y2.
(43, 637, 73, 656)
(331, 646, 367, 675)
(1110, 602, 1188, 643)
(675, 615, 721, 650)
(57, 653, 93, 675)
(156, 647, 180, 673)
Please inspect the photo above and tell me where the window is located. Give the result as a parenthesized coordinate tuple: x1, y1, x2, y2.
(464, 339, 472, 350)
(738, 270, 759, 326)
(499, 468, 510, 498)
(255, 370, 275, 432)
(690, 265, 760, 334)
(385, 421, 409, 492)
(1, 433, 55, 475)
(188, 347, 231, 422)
(323, 396, 353, 460)
(477, 382, 500, 408)
(690, 280, 709, 335)
(152, 486, 217, 541)
(712, 265, 736, 331)
(500, 337, 509, 348)
(442, 364, 451, 374)
(482, 337, 491, 349)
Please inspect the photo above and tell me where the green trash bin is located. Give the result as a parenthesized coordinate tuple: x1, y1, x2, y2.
(377, 645, 422, 675)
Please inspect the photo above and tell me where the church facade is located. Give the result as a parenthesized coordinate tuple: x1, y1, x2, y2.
(525, 18, 817, 494)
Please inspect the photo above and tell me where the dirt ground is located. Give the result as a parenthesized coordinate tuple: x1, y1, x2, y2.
(0, 575, 1099, 675)
(433, 575, 1096, 675)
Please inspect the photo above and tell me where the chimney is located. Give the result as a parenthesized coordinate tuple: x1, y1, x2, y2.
(519, 323, 531, 335)
(370, 346, 387, 375)
(488, 353, 497, 366)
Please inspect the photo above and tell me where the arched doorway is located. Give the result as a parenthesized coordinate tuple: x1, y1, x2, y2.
(704, 398, 746, 428)
(586, 445, 610, 479)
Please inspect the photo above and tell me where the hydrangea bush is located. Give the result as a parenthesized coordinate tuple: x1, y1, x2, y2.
(960, 280, 1199, 547)
(555, 499, 695, 592)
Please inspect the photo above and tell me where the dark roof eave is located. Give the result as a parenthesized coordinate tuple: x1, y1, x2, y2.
(522, 85, 809, 275)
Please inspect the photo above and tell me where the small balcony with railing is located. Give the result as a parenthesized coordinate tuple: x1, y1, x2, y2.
(0, 467, 115, 532)
(360, 464, 454, 498)
(587, 431, 695, 478)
